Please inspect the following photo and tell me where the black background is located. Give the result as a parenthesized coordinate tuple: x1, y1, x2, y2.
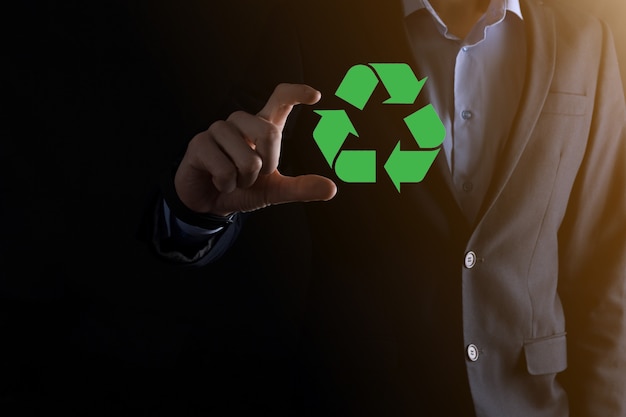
(2, 2, 286, 415)
(2, 1, 625, 415)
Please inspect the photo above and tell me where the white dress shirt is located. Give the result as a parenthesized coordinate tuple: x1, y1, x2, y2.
(403, 0, 526, 222)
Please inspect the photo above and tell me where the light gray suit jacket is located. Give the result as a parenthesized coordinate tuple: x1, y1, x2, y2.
(277, 1, 626, 414)
(457, 1, 626, 416)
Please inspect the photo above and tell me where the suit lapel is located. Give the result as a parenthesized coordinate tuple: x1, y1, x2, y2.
(350, 0, 465, 218)
(473, 0, 556, 226)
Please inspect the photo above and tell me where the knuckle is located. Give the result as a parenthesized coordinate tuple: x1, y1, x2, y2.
(295, 83, 308, 95)
(187, 132, 209, 154)
(214, 165, 236, 180)
(275, 83, 291, 94)
(207, 119, 230, 135)
(239, 155, 263, 175)
(263, 123, 282, 142)
(212, 166, 236, 186)
(226, 110, 247, 124)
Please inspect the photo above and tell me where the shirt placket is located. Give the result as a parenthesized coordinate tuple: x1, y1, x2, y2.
(453, 43, 486, 222)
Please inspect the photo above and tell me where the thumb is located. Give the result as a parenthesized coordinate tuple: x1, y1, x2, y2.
(264, 173, 337, 205)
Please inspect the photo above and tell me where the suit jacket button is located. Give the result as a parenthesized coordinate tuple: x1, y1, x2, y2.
(464, 251, 477, 268)
(467, 344, 480, 361)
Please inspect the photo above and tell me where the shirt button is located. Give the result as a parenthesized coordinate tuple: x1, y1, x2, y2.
(462, 181, 473, 192)
(462, 46, 469, 52)
(464, 251, 477, 268)
(461, 110, 473, 120)
(467, 344, 480, 361)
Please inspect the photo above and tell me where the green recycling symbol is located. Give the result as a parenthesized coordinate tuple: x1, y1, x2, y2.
(312, 63, 446, 192)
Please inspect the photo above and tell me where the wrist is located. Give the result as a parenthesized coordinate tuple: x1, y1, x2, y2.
(159, 163, 237, 230)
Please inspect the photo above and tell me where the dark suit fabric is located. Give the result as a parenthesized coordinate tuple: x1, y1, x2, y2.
(145, 0, 626, 416)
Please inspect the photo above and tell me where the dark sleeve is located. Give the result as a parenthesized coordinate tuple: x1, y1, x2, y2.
(137, 185, 245, 267)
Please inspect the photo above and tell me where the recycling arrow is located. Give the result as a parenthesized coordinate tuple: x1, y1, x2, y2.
(403, 104, 446, 149)
(335, 150, 376, 183)
(384, 144, 439, 192)
(312, 63, 446, 192)
(384, 103, 446, 191)
(369, 63, 426, 105)
(313, 110, 357, 166)
(335, 63, 427, 109)
(313, 109, 376, 182)
(335, 64, 380, 110)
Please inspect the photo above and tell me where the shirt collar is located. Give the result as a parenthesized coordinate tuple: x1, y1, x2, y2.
(402, 0, 523, 21)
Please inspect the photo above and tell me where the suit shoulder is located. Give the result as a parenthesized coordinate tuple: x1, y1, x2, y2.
(541, 0, 605, 38)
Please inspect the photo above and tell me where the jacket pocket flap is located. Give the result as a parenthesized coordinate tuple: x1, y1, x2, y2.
(523, 333, 568, 375)
(542, 92, 587, 115)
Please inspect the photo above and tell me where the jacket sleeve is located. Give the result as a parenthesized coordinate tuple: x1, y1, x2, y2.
(557, 20, 626, 417)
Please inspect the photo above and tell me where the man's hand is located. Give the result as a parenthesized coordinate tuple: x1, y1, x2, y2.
(174, 83, 337, 216)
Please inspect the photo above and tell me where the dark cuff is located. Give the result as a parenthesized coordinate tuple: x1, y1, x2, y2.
(159, 162, 237, 230)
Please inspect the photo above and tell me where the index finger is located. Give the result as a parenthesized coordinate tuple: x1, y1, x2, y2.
(257, 83, 321, 127)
